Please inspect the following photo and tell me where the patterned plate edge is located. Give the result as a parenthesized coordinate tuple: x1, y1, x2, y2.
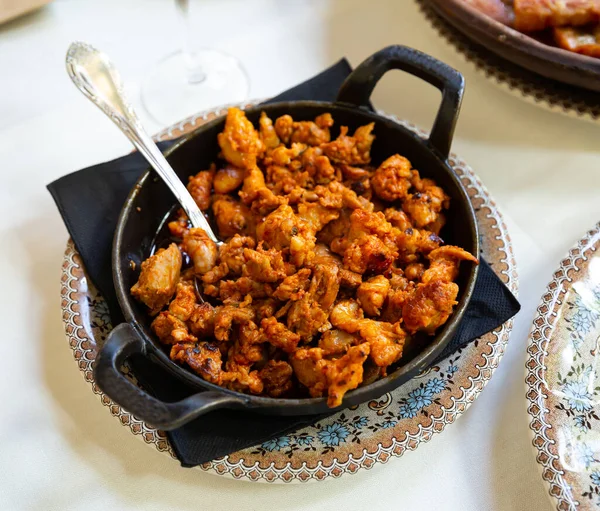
(526, 223, 600, 511)
(60, 102, 518, 482)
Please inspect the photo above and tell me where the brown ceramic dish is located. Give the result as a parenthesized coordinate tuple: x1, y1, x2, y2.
(94, 45, 480, 430)
(426, 0, 600, 93)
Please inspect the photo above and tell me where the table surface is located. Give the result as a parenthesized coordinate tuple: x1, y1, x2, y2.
(2, 0, 599, 509)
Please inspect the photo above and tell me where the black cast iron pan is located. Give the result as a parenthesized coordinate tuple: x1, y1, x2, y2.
(94, 45, 479, 430)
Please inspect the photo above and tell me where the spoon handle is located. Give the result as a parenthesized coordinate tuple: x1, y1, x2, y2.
(65, 41, 217, 242)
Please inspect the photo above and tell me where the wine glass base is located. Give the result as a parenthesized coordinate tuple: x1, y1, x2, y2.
(141, 48, 250, 127)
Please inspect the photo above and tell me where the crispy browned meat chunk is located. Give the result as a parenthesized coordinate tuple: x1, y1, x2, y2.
(188, 302, 217, 337)
(274, 114, 294, 145)
(257, 204, 316, 266)
(131, 243, 182, 315)
(318, 329, 359, 356)
(258, 360, 293, 397)
(242, 246, 287, 282)
(405, 262, 425, 282)
(330, 299, 363, 332)
(265, 164, 297, 195)
(230, 321, 265, 366)
(423, 246, 479, 284)
(256, 204, 299, 249)
(259, 111, 280, 150)
(213, 164, 245, 194)
(222, 359, 264, 394)
(171, 342, 222, 384)
(349, 208, 398, 242)
(297, 202, 339, 234)
(167, 208, 190, 238)
(152, 310, 197, 344)
(273, 268, 312, 301)
(554, 25, 600, 57)
(311, 182, 342, 209)
(182, 228, 218, 275)
(218, 107, 264, 169)
(395, 228, 442, 264)
(274, 113, 333, 146)
(340, 268, 363, 288)
(325, 343, 370, 407)
(269, 143, 306, 166)
(514, 0, 600, 32)
(318, 210, 351, 248)
(168, 282, 197, 321)
(357, 320, 405, 368)
(260, 317, 301, 353)
(292, 114, 333, 145)
(219, 277, 272, 302)
(290, 348, 328, 397)
(402, 180, 449, 229)
(402, 280, 459, 335)
(187, 166, 215, 211)
(357, 275, 390, 316)
(371, 154, 412, 201)
(343, 209, 398, 274)
(239, 166, 285, 215)
(340, 162, 370, 181)
(219, 234, 256, 275)
(309, 264, 340, 311)
(291, 343, 370, 406)
(384, 208, 412, 231)
(301, 147, 337, 184)
(287, 295, 330, 340)
(380, 269, 415, 324)
(285, 264, 339, 340)
(330, 299, 405, 367)
(311, 243, 342, 266)
(202, 262, 229, 285)
(426, 213, 446, 236)
(325, 180, 372, 211)
(353, 123, 376, 163)
(321, 123, 375, 165)
(214, 305, 255, 341)
(253, 299, 278, 322)
(239, 165, 266, 204)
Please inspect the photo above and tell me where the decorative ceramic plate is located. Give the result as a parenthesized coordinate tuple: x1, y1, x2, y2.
(527, 224, 600, 510)
(60, 103, 518, 483)
(417, 0, 600, 123)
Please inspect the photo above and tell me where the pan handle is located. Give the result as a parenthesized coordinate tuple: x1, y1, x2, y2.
(336, 45, 464, 160)
(94, 323, 249, 430)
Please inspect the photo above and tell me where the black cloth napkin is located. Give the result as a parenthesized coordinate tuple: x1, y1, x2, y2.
(48, 59, 520, 467)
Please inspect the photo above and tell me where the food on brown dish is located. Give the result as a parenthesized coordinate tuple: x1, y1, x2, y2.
(130, 243, 181, 315)
(462, 0, 600, 59)
(131, 107, 478, 408)
(515, 0, 600, 57)
(513, 0, 600, 32)
(553, 25, 600, 56)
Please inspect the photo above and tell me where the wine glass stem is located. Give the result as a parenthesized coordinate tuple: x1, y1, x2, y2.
(175, 0, 207, 85)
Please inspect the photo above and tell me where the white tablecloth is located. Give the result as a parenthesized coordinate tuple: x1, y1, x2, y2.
(2, 0, 599, 509)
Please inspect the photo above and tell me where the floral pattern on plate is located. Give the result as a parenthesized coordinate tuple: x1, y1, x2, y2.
(60, 102, 518, 483)
(253, 374, 452, 456)
(527, 224, 600, 510)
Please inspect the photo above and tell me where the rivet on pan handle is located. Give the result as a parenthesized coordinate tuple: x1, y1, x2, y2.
(336, 45, 464, 160)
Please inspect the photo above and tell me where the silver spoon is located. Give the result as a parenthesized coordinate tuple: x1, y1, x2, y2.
(65, 41, 220, 245)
